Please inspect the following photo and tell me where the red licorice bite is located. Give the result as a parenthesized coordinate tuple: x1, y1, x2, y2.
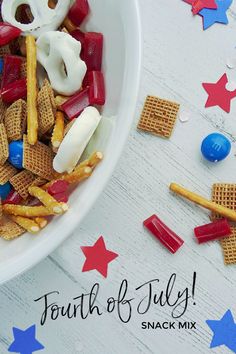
(143, 214, 184, 254)
(194, 218, 231, 244)
(1, 78, 27, 103)
(0, 22, 22, 46)
(71, 28, 85, 47)
(68, 0, 90, 26)
(3, 190, 22, 205)
(1, 55, 22, 89)
(48, 180, 69, 195)
(83, 32, 103, 71)
(61, 87, 90, 120)
(88, 71, 105, 106)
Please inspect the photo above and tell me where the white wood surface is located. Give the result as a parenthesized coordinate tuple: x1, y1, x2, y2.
(1, 0, 236, 353)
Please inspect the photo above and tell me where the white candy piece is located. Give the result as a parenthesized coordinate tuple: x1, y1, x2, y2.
(37, 31, 87, 96)
(1, 0, 71, 38)
(53, 107, 102, 173)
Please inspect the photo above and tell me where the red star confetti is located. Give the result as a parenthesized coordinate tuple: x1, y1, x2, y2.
(202, 73, 236, 113)
(81, 236, 118, 278)
(183, 0, 217, 14)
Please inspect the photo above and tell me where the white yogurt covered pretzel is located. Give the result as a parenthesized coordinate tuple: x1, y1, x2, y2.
(1, 0, 71, 38)
(37, 31, 87, 96)
(53, 107, 102, 173)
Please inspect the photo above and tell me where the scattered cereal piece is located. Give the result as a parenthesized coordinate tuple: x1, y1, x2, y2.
(137, 95, 180, 138)
(212, 184, 236, 265)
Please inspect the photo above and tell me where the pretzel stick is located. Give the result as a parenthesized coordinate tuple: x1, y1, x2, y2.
(3, 205, 55, 217)
(170, 183, 236, 221)
(42, 166, 92, 190)
(28, 186, 68, 214)
(51, 111, 65, 149)
(34, 217, 48, 229)
(10, 216, 40, 234)
(26, 35, 38, 145)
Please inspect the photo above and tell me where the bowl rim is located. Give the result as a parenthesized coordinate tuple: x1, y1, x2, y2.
(0, 0, 142, 285)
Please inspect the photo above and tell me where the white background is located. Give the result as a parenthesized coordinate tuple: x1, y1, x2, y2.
(1, 0, 236, 353)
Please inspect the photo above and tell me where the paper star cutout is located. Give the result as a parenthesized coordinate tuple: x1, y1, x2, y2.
(81, 236, 118, 278)
(8, 325, 44, 354)
(183, 0, 217, 14)
(202, 73, 236, 113)
(199, 0, 232, 30)
(206, 310, 236, 352)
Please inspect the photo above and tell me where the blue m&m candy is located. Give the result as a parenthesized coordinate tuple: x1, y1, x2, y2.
(8, 140, 23, 169)
(0, 58, 3, 75)
(0, 182, 11, 200)
(201, 133, 231, 162)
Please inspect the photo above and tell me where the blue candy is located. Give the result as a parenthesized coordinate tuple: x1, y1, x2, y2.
(0, 58, 3, 75)
(8, 140, 23, 169)
(201, 133, 231, 162)
(0, 182, 11, 200)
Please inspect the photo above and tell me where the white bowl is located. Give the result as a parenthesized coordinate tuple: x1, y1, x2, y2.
(0, 0, 141, 284)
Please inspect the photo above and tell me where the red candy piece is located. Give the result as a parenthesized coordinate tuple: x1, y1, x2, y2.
(194, 219, 231, 244)
(88, 71, 105, 106)
(1, 78, 27, 103)
(68, 0, 90, 26)
(143, 215, 184, 254)
(83, 32, 103, 72)
(47, 180, 69, 195)
(1, 55, 22, 89)
(3, 190, 22, 205)
(0, 22, 22, 46)
(52, 192, 69, 203)
(61, 87, 89, 120)
(71, 28, 85, 47)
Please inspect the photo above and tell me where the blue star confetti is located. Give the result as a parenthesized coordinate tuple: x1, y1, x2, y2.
(8, 325, 44, 354)
(206, 310, 236, 353)
(199, 0, 232, 30)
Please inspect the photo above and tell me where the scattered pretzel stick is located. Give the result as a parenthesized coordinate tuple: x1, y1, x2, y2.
(10, 216, 40, 234)
(34, 217, 48, 229)
(170, 183, 236, 222)
(51, 111, 65, 149)
(28, 186, 68, 215)
(26, 35, 38, 145)
(3, 204, 55, 217)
